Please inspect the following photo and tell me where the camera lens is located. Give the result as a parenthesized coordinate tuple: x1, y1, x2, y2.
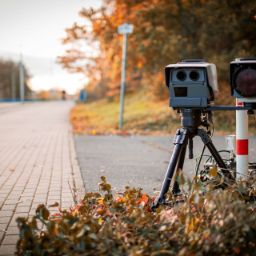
(176, 70, 186, 81)
(235, 68, 256, 97)
(189, 70, 200, 81)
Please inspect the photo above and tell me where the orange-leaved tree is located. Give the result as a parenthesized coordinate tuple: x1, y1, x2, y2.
(58, 0, 256, 99)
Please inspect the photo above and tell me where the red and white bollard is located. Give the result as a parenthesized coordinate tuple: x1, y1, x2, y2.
(236, 99, 249, 179)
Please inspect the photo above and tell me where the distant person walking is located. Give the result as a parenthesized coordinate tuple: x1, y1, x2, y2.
(62, 90, 66, 100)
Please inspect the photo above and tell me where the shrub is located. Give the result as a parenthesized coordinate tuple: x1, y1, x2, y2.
(16, 176, 256, 255)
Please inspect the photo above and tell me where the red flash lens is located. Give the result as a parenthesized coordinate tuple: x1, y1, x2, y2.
(236, 68, 256, 97)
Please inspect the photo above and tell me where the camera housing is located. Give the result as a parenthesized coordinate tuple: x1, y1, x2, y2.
(230, 58, 256, 102)
(165, 60, 218, 109)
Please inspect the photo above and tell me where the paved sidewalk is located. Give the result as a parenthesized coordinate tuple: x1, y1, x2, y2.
(0, 101, 84, 255)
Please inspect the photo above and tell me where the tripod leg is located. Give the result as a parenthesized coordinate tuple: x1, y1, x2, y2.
(153, 129, 188, 208)
(188, 138, 193, 159)
(197, 129, 233, 180)
(172, 144, 187, 195)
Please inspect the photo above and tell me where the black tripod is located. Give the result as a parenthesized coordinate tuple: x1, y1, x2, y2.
(153, 109, 233, 208)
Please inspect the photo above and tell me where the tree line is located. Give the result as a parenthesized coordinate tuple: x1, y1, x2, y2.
(0, 59, 30, 100)
(58, 0, 256, 99)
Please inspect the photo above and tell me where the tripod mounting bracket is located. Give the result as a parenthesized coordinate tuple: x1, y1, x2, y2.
(174, 129, 188, 145)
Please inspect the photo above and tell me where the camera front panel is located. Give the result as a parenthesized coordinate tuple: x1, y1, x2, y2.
(168, 67, 211, 108)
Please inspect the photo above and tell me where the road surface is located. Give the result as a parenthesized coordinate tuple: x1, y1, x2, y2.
(75, 134, 256, 194)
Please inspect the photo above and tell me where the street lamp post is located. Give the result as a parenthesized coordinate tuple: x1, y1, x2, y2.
(11, 68, 16, 100)
(118, 23, 133, 129)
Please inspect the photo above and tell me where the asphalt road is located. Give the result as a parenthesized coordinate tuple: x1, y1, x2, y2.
(75, 134, 256, 195)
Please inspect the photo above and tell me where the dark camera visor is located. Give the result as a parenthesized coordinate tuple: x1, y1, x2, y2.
(235, 68, 256, 97)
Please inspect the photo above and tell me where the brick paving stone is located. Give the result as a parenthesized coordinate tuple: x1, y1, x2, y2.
(5, 227, 19, 235)
(1, 205, 16, 211)
(0, 218, 11, 224)
(4, 200, 18, 205)
(0, 244, 16, 255)
(15, 206, 30, 213)
(0, 211, 13, 218)
(0, 102, 85, 254)
(1, 235, 19, 245)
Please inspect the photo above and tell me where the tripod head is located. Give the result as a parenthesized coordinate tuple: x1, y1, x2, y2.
(177, 108, 213, 135)
(175, 108, 213, 161)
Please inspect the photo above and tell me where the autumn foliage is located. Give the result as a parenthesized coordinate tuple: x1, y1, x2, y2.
(16, 176, 256, 255)
(58, 0, 256, 99)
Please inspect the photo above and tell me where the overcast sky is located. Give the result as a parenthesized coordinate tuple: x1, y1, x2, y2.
(0, 0, 102, 94)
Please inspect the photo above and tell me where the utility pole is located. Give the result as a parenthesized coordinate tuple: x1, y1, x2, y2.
(117, 23, 133, 129)
(19, 54, 25, 102)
